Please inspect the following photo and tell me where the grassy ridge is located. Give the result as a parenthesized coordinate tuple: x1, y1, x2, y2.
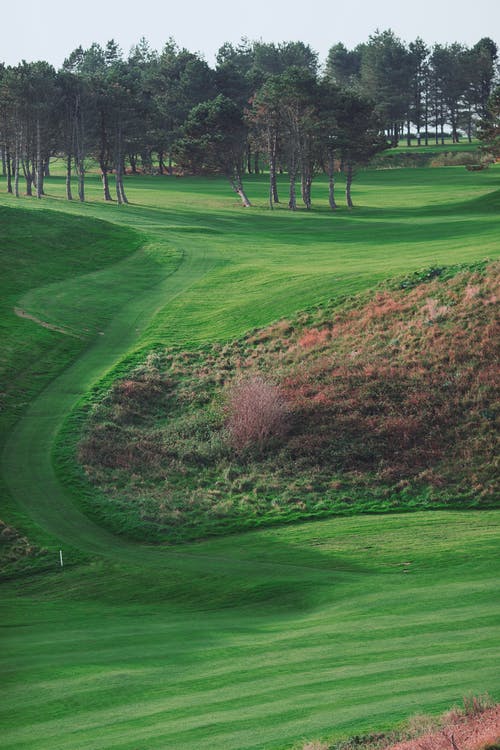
(0, 206, 148, 567)
(0, 205, 144, 430)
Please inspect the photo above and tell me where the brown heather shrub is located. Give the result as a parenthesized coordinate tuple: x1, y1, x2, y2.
(225, 375, 289, 453)
(298, 328, 330, 349)
(300, 699, 500, 750)
(389, 703, 500, 750)
(462, 695, 496, 718)
(428, 151, 480, 167)
(424, 297, 449, 322)
(464, 284, 481, 302)
(0, 519, 40, 565)
(366, 292, 410, 321)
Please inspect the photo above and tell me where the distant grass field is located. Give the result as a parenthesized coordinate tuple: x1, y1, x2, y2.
(0, 164, 499, 748)
(389, 138, 482, 154)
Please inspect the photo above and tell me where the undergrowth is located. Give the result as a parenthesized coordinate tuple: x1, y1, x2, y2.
(70, 261, 499, 542)
(300, 694, 499, 750)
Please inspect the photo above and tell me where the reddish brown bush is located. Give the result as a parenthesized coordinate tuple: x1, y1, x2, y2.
(298, 328, 330, 349)
(225, 375, 289, 452)
(388, 704, 499, 750)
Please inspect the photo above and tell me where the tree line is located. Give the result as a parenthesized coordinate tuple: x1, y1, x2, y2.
(0, 32, 497, 208)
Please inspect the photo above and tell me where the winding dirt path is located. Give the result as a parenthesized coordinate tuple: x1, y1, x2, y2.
(13, 307, 84, 338)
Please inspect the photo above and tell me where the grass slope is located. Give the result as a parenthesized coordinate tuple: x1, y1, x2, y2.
(0, 206, 149, 569)
(0, 165, 499, 748)
(1, 511, 499, 750)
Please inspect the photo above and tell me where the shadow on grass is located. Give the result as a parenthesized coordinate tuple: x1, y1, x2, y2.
(13, 529, 367, 614)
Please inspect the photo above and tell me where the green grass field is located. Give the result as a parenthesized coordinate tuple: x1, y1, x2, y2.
(389, 138, 482, 153)
(0, 164, 499, 749)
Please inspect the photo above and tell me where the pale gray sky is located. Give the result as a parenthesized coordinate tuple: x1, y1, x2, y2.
(4, 0, 499, 68)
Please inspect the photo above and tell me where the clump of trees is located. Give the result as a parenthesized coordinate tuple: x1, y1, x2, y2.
(0, 32, 497, 208)
(326, 32, 498, 146)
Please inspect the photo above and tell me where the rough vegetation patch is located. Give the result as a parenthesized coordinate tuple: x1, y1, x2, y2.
(301, 696, 499, 750)
(78, 263, 499, 541)
(0, 518, 49, 579)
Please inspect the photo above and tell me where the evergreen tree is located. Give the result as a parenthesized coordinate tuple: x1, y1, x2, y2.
(174, 95, 251, 206)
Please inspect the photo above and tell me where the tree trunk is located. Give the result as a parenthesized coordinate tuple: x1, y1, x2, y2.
(451, 114, 459, 144)
(345, 161, 354, 208)
(140, 150, 152, 174)
(117, 170, 128, 204)
(100, 160, 112, 201)
(271, 171, 279, 204)
(77, 159, 85, 202)
(36, 119, 43, 199)
(23, 160, 34, 197)
(391, 123, 398, 147)
(406, 118, 411, 147)
(115, 169, 122, 205)
(301, 166, 312, 210)
(6, 147, 12, 194)
(129, 153, 138, 174)
(288, 169, 297, 211)
(327, 150, 337, 211)
(66, 154, 73, 200)
(1, 146, 5, 176)
(115, 127, 128, 204)
(75, 95, 85, 202)
(120, 179, 128, 203)
(228, 174, 251, 207)
(44, 159, 50, 178)
(305, 176, 312, 210)
(254, 150, 260, 175)
(268, 133, 279, 207)
(246, 143, 252, 174)
(158, 151, 165, 175)
(14, 150, 20, 199)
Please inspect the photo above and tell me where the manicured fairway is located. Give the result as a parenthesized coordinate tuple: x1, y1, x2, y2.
(2, 167, 500, 353)
(1, 512, 499, 750)
(0, 166, 499, 748)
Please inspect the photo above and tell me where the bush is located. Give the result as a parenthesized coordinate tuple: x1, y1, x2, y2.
(462, 693, 495, 717)
(225, 375, 289, 453)
(429, 151, 481, 167)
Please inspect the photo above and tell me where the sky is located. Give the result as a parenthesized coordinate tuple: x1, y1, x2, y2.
(3, 0, 499, 68)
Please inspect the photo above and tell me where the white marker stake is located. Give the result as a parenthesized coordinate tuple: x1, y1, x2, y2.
(59, 549, 64, 568)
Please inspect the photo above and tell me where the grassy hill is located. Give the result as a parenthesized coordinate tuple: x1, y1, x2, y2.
(70, 261, 499, 542)
(0, 164, 499, 749)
